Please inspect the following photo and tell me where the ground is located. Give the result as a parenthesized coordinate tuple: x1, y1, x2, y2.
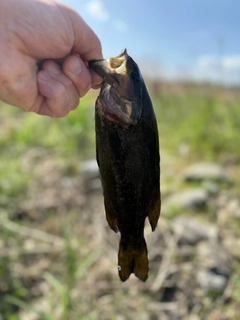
(1, 83, 240, 320)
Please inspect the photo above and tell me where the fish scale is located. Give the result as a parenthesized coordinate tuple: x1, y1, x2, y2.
(89, 49, 161, 281)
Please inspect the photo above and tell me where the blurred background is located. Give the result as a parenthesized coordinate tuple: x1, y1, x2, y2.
(1, 1, 240, 319)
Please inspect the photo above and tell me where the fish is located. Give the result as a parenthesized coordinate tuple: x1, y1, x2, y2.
(88, 49, 160, 282)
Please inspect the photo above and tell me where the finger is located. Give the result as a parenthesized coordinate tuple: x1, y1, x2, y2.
(42, 59, 79, 107)
(85, 62, 103, 88)
(41, 60, 79, 115)
(36, 71, 73, 117)
(70, 54, 103, 88)
(62, 55, 93, 97)
(90, 69, 103, 89)
(36, 61, 79, 117)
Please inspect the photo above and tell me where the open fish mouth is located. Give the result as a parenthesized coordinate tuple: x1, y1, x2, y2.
(88, 49, 128, 77)
(89, 50, 143, 126)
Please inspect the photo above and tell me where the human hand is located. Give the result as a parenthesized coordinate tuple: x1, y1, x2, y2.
(0, 0, 103, 117)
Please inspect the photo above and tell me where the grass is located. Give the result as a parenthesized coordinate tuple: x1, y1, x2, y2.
(1, 83, 240, 319)
(153, 83, 240, 163)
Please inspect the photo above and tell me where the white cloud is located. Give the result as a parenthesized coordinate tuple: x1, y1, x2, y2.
(197, 55, 221, 69)
(224, 56, 240, 69)
(113, 19, 128, 32)
(192, 54, 240, 85)
(197, 55, 240, 70)
(86, 0, 109, 22)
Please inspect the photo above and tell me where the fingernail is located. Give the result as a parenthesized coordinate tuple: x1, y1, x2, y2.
(68, 57, 83, 75)
(94, 79, 103, 86)
(92, 81, 103, 89)
(90, 69, 103, 87)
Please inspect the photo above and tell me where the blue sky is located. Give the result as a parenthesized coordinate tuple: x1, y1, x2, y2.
(61, 0, 240, 84)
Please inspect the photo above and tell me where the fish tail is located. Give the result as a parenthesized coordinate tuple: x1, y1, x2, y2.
(118, 237, 148, 282)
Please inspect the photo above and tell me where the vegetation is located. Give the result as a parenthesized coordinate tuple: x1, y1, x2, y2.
(0, 82, 240, 320)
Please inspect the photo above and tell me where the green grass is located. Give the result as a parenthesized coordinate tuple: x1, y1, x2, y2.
(0, 93, 96, 154)
(154, 86, 240, 162)
(1, 84, 240, 319)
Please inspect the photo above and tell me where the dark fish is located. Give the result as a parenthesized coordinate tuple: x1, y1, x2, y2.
(89, 49, 160, 282)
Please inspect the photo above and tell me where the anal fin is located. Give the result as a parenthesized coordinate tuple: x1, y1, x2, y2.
(148, 193, 161, 231)
(104, 200, 118, 232)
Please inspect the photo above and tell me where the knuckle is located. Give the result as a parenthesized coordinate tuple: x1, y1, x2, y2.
(0, 64, 14, 94)
(64, 76, 74, 90)
(51, 102, 71, 118)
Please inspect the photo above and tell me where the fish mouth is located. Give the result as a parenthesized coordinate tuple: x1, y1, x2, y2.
(88, 49, 128, 78)
(89, 49, 142, 126)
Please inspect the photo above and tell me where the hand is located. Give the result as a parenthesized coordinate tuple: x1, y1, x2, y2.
(0, 0, 103, 117)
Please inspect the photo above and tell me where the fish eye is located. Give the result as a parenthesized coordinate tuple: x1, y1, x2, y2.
(131, 71, 140, 82)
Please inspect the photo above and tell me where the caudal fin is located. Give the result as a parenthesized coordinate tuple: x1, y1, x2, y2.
(118, 238, 148, 282)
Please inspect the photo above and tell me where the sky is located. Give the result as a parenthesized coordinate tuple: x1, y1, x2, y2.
(61, 0, 240, 85)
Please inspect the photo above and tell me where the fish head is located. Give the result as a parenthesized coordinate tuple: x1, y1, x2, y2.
(89, 49, 143, 125)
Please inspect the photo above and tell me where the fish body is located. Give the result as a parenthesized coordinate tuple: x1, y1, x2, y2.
(89, 50, 160, 281)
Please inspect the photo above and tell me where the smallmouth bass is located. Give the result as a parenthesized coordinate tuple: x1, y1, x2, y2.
(89, 49, 160, 281)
